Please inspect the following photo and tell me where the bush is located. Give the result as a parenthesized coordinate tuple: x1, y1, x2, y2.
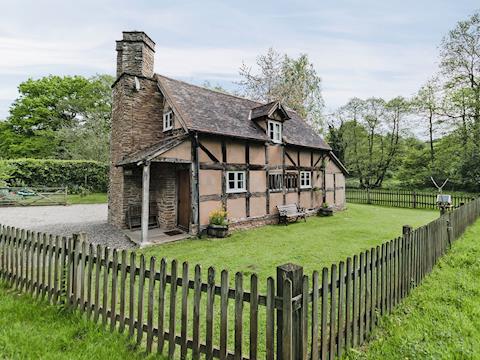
(0, 159, 109, 192)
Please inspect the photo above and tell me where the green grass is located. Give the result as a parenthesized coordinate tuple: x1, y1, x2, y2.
(140, 204, 438, 291)
(67, 193, 107, 204)
(344, 219, 480, 360)
(0, 283, 159, 360)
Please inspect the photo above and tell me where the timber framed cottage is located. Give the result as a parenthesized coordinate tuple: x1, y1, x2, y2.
(109, 31, 348, 243)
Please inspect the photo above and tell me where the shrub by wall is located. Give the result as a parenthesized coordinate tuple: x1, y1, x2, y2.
(0, 159, 109, 193)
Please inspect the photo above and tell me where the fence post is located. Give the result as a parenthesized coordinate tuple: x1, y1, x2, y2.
(446, 213, 453, 248)
(367, 188, 371, 204)
(413, 191, 417, 209)
(276, 263, 303, 360)
(402, 225, 412, 237)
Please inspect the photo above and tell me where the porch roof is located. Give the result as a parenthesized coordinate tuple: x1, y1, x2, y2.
(117, 134, 189, 166)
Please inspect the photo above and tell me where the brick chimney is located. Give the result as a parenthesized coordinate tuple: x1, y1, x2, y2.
(109, 31, 163, 229)
(116, 31, 155, 78)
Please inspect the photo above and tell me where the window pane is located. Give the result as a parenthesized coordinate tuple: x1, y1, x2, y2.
(229, 180, 235, 189)
(229, 173, 235, 181)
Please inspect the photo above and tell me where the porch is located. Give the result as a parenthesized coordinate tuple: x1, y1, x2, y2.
(121, 161, 193, 245)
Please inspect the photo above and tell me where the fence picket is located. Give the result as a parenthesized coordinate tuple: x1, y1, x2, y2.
(146, 257, 156, 353)
(137, 254, 146, 346)
(329, 264, 337, 358)
(320, 267, 328, 360)
(110, 249, 119, 332)
(192, 264, 202, 360)
(86, 243, 94, 318)
(94, 244, 102, 323)
(157, 258, 167, 353)
(180, 262, 189, 360)
(79, 240, 86, 310)
(168, 259, 177, 358)
(311, 271, 319, 360)
(250, 273, 259, 360)
(235, 272, 244, 360)
(220, 270, 229, 360)
(128, 252, 136, 337)
(206, 267, 215, 360)
(266, 277, 275, 360)
(102, 247, 110, 327)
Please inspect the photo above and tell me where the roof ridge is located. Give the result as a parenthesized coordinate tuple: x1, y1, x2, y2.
(155, 73, 265, 106)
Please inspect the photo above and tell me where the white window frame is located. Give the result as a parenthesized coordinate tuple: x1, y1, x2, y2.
(163, 110, 173, 131)
(226, 171, 246, 193)
(300, 171, 312, 189)
(268, 120, 282, 143)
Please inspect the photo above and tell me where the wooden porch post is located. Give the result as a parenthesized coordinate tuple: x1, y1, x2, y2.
(141, 161, 151, 244)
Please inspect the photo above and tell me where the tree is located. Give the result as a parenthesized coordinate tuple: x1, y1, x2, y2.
(331, 97, 409, 188)
(413, 78, 442, 166)
(238, 49, 325, 132)
(440, 12, 480, 146)
(0, 74, 114, 160)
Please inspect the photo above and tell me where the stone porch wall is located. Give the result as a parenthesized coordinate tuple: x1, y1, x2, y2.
(118, 164, 178, 230)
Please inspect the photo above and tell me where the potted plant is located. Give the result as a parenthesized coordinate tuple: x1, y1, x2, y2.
(318, 202, 333, 216)
(207, 207, 229, 238)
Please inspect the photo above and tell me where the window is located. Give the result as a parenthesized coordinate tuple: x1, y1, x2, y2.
(226, 171, 246, 193)
(268, 173, 283, 191)
(268, 120, 282, 143)
(163, 111, 173, 131)
(285, 173, 298, 190)
(300, 171, 312, 189)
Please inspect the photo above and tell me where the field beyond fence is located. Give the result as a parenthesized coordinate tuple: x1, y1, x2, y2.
(1, 198, 480, 359)
(346, 187, 476, 209)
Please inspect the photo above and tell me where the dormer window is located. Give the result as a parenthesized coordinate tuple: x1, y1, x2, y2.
(268, 120, 282, 143)
(163, 111, 173, 131)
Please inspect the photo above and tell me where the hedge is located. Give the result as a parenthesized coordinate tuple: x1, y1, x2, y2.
(0, 159, 109, 193)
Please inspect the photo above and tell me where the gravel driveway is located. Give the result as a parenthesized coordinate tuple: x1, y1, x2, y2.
(0, 204, 136, 249)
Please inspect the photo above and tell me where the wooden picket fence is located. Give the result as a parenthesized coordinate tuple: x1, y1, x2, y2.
(1, 197, 480, 359)
(346, 187, 476, 209)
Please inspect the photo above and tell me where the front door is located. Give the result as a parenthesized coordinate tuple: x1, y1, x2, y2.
(177, 169, 191, 230)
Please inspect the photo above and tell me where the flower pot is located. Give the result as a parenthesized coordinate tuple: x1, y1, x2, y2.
(207, 224, 229, 238)
(318, 207, 333, 217)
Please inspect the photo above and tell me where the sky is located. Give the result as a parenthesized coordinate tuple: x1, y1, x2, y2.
(0, 0, 478, 120)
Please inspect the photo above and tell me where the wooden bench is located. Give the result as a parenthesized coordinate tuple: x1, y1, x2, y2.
(126, 202, 160, 230)
(277, 204, 306, 225)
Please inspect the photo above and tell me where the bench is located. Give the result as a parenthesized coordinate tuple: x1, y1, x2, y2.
(126, 202, 160, 230)
(277, 204, 306, 225)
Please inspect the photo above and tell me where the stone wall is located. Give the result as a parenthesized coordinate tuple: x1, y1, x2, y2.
(152, 164, 177, 230)
(119, 164, 178, 230)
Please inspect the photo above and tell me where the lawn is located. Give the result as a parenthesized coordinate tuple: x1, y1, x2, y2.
(139, 204, 438, 290)
(67, 192, 107, 204)
(0, 283, 158, 360)
(344, 218, 480, 359)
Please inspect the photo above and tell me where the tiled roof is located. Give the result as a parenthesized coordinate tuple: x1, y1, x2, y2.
(156, 74, 331, 150)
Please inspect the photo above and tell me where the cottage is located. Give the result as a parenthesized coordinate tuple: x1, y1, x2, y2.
(109, 31, 348, 243)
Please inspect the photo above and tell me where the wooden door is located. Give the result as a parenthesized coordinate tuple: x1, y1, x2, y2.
(177, 169, 191, 230)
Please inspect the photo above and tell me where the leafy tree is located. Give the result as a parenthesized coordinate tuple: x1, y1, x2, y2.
(0, 74, 113, 161)
(330, 97, 410, 188)
(238, 48, 324, 132)
(440, 12, 480, 146)
(413, 78, 443, 166)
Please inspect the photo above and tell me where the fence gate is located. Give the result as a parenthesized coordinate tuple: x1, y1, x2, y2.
(0, 187, 67, 206)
